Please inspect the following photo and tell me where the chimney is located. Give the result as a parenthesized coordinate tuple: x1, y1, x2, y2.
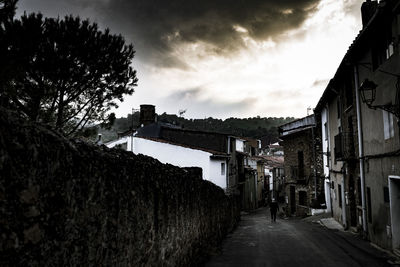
(96, 134, 102, 145)
(139, 104, 156, 126)
(361, 0, 378, 28)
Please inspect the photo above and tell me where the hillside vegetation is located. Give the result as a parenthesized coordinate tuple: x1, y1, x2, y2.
(98, 112, 295, 147)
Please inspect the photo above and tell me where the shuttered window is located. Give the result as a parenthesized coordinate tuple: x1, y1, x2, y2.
(383, 110, 394, 140)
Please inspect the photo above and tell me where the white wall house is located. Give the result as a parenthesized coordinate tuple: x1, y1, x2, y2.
(106, 135, 229, 189)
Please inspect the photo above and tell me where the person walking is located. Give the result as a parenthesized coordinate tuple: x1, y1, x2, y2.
(270, 198, 279, 222)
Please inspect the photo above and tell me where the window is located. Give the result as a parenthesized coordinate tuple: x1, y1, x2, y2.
(221, 163, 225, 175)
(372, 28, 394, 70)
(386, 41, 394, 59)
(357, 178, 362, 205)
(338, 184, 342, 208)
(367, 187, 372, 223)
(299, 191, 307, 206)
(334, 133, 343, 161)
(291, 166, 298, 179)
(298, 151, 304, 178)
(383, 110, 394, 139)
(383, 186, 389, 203)
(324, 122, 328, 141)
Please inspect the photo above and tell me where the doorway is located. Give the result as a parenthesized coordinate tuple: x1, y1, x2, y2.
(389, 175, 400, 252)
(348, 174, 357, 227)
(290, 186, 296, 215)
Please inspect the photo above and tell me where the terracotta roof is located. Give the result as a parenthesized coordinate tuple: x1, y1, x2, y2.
(258, 155, 284, 167)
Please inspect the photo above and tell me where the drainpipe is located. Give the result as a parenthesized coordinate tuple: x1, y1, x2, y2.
(338, 94, 348, 229)
(311, 125, 317, 201)
(354, 65, 368, 235)
(342, 167, 347, 229)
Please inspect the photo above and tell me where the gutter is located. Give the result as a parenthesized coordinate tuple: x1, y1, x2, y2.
(354, 65, 368, 236)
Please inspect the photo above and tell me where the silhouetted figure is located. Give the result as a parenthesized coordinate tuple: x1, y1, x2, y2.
(270, 199, 279, 222)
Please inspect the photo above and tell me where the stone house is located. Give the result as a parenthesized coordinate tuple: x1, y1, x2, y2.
(278, 115, 325, 216)
(314, 0, 400, 254)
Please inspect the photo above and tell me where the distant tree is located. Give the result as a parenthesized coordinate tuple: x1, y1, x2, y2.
(0, 0, 17, 25)
(0, 11, 137, 136)
(0, 0, 18, 106)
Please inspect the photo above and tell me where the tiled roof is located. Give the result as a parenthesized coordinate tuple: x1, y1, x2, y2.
(135, 136, 230, 157)
(258, 155, 284, 167)
(315, 0, 394, 112)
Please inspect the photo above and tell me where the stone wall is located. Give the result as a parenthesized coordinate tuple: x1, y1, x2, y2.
(281, 127, 324, 216)
(0, 108, 240, 266)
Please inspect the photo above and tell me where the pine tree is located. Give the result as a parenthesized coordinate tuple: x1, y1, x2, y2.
(0, 8, 138, 136)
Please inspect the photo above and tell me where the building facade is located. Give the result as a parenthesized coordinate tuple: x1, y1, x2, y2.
(314, 0, 400, 253)
(279, 115, 324, 216)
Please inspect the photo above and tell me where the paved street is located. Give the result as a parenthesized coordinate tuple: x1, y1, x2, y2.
(205, 207, 399, 267)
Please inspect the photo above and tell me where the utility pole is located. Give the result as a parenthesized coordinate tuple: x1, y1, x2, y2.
(131, 108, 134, 152)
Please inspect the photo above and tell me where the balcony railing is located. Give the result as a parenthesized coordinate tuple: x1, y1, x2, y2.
(334, 132, 355, 161)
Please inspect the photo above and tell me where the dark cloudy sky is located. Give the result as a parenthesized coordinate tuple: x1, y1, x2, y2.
(17, 0, 364, 119)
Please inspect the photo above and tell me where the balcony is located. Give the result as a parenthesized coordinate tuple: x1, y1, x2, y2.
(334, 132, 355, 161)
(290, 166, 306, 184)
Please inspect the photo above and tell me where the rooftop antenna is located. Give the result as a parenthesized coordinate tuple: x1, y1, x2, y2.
(307, 106, 312, 116)
(178, 109, 187, 117)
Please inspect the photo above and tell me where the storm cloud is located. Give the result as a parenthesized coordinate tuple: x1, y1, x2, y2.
(166, 87, 259, 118)
(18, 0, 321, 69)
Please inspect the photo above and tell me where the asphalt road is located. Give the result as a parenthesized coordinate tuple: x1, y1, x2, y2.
(205, 207, 399, 267)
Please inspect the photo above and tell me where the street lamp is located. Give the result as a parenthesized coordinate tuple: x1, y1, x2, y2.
(359, 78, 400, 119)
(359, 79, 377, 106)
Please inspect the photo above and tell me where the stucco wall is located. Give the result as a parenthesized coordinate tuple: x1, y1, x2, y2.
(330, 173, 344, 224)
(364, 157, 397, 249)
(321, 107, 332, 213)
(0, 109, 240, 266)
(321, 107, 330, 177)
(209, 159, 228, 189)
(133, 137, 228, 189)
(354, 23, 400, 250)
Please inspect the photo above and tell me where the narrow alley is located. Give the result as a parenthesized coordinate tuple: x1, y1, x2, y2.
(205, 207, 399, 267)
